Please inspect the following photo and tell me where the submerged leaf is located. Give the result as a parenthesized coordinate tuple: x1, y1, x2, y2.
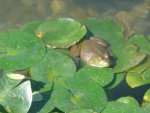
(0, 71, 32, 113)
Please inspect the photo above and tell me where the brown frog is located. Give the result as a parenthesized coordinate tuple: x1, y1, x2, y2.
(70, 37, 113, 68)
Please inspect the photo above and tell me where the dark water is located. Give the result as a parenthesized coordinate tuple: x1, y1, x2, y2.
(0, 0, 150, 37)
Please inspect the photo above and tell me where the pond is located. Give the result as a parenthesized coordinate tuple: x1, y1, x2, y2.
(0, 0, 150, 38)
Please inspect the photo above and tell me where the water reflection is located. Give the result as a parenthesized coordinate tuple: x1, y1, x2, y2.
(0, 0, 150, 37)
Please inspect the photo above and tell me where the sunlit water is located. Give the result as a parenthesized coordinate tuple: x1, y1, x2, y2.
(0, 0, 150, 38)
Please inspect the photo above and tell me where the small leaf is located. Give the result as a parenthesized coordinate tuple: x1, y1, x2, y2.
(126, 57, 150, 88)
(30, 49, 76, 90)
(76, 66, 114, 87)
(144, 88, 150, 103)
(36, 18, 87, 48)
(21, 20, 42, 35)
(117, 96, 139, 106)
(0, 31, 46, 71)
(102, 101, 144, 113)
(0, 71, 32, 113)
(129, 34, 150, 54)
(108, 72, 125, 89)
(142, 102, 150, 113)
(67, 76, 107, 113)
(69, 109, 94, 113)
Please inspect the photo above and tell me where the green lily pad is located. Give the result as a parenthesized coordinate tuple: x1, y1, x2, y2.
(144, 88, 150, 103)
(76, 66, 114, 87)
(30, 49, 76, 90)
(0, 71, 32, 113)
(0, 31, 46, 71)
(22, 20, 42, 34)
(35, 18, 87, 48)
(67, 76, 107, 113)
(108, 72, 125, 89)
(112, 43, 145, 73)
(69, 109, 94, 113)
(38, 85, 78, 113)
(117, 96, 139, 106)
(101, 101, 144, 113)
(126, 57, 150, 88)
(80, 18, 145, 73)
(142, 102, 150, 113)
(129, 34, 150, 54)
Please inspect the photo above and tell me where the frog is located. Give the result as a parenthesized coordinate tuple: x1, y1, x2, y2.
(70, 37, 113, 68)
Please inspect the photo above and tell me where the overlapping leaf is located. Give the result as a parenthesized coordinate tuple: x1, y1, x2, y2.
(0, 70, 32, 113)
(126, 56, 150, 88)
(67, 76, 107, 113)
(76, 66, 114, 87)
(30, 49, 76, 90)
(0, 31, 46, 71)
(144, 88, 150, 103)
(102, 101, 143, 113)
(35, 18, 87, 48)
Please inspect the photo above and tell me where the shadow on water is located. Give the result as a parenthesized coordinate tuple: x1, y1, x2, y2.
(108, 77, 150, 104)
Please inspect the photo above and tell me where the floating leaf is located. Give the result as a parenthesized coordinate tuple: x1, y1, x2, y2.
(22, 20, 42, 34)
(80, 18, 145, 73)
(112, 44, 145, 73)
(108, 72, 125, 89)
(117, 96, 139, 106)
(76, 66, 114, 87)
(142, 102, 150, 113)
(30, 49, 76, 90)
(38, 85, 78, 113)
(144, 88, 150, 103)
(126, 57, 150, 88)
(0, 31, 46, 71)
(0, 71, 32, 113)
(67, 76, 107, 113)
(36, 18, 87, 48)
(69, 109, 94, 113)
(102, 101, 144, 113)
(129, 34, 150, 54)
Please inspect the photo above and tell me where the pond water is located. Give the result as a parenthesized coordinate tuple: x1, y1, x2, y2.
(0, 0, 150, 38)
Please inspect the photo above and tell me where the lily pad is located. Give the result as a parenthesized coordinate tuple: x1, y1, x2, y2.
(69, 109, 94, 113)
(117, 96, 139, 106)
(126, 57, 150, 88)
(144, 88, 150, 103)
(22, 20, 42, 35)
(35, 18, 87, 48)
(108, 72, 125, 89)
(67, 76, 107, 113)
(101, 101, 144, 113)
(0, 71, 32, 113)
(129, 34, 150, 54)
(142, 102, 150, 113)
(0, 31, 46, 71)
(38, 85, 78, 113)
(80, 18, 145, 73)
(76, 66, 114, 87)
(30, 49, 76, 90)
